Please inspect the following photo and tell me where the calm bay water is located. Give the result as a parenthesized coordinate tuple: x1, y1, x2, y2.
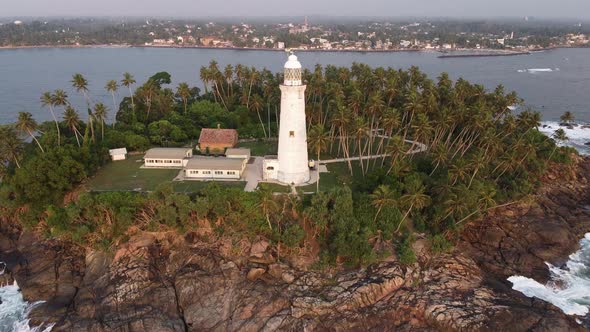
(0, 47, 589, 125)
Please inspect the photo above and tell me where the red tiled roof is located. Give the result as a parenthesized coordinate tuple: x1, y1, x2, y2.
(198, 128, 238, 145)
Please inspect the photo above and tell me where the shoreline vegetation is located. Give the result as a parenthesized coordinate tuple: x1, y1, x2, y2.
(0, 43, 585, 57)
(0, 60, 578, 272)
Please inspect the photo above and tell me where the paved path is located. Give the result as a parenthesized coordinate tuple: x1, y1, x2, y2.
(321, 139, 428, 164)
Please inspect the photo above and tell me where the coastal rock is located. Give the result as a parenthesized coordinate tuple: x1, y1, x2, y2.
(1, 157, 589, 331)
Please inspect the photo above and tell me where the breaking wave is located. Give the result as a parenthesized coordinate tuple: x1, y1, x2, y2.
(539, 121, 590, 156)
(0, 264, 53, 332)
(517, 68, 560, 73)
(509, 233, 590, 317)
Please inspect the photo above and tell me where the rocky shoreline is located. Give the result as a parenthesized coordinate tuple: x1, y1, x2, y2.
(1, 156, 590, 331)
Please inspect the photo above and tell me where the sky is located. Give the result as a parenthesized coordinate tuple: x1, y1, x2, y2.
(3, 0, 590, 19)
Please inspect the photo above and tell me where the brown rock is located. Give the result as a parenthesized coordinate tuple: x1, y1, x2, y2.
(247, 268, 266, 281)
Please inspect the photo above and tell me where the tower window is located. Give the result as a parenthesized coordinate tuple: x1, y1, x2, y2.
(289, 131, 295, 137)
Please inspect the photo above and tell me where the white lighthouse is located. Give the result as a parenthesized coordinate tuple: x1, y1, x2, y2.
(275, 52, 310, 185)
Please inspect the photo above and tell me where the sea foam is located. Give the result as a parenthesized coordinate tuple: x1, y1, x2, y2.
(509, 233, 590, 317)
(539, 121, 590, 156)
(0, 268, 53, 332)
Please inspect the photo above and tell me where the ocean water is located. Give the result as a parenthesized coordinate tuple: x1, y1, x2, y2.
(0, 47, 588, 125)
(509, 233, 590, 320)
(0, 266, 53, 332)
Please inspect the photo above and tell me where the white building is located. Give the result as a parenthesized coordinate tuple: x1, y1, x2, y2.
(109, 148, 127, 161)
(225, 148, 251, 160)
(263, 53, 310, 185)
(185, 157, 246, 180)
(144, 148, 193, 168)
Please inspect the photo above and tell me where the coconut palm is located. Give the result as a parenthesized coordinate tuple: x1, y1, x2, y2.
(63, 106, 82, 147)
(0, 125, 24, 168)
(40, 91, 61, 146)
(71, 73, 95, 142)
(121, 72, 136, 111)
(370, 185, 397, 223)
(176, 82, 191, 114)
(257, 186, 279, 230)
(105, 80, 119, 113)
(93, 103, 108, 140)
(250, 94, 267, 138)
(560, 111, 575, 125)
(396, 182, 431, 232)
(308, 124, 330, 192)
(16, 112, 44, 153)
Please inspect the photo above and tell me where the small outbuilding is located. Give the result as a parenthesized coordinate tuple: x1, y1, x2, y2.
(198, 128, 239, 154)
(225, 148, 251, 160)
(144, 148, 193, 168)
(185, 157, 246, 180)
(109, 148, 128, 161)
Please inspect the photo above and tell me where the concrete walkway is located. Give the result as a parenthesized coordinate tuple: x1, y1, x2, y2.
(320, 139, 428, 164)
(243, 157, 264, 192)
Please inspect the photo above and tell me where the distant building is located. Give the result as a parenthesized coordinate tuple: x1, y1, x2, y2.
(184, 157, 246, 179)
(109, 148, 128, 161)
(276, 42, 286, 49)
(198, 128, 239, 154)
(144, 148, 193, 168)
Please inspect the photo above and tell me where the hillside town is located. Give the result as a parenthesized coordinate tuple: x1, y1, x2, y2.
(0, 17, 589, 52)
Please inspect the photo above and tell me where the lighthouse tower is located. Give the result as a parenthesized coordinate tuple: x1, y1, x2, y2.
(277, 52, 310, 185)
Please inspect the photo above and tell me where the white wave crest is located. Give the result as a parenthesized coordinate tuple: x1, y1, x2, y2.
(539, 121, 590, 155)
(509, 233, 590, 317)
(0, 280, 53, 332)
(517, 68, 558, 73)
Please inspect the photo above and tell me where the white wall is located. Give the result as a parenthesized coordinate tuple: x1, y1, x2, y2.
(111, 154, 126, 161)
(277, 84, 310, 185)
(185, 169, 241, 179)
(145, 159, 184, 167)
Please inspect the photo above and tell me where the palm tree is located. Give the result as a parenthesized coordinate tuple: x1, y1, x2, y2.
(550, 128, 569, 159)
(396, 182, 431, 232)
(16, 112, 44, 153)
(105, 80, 119, 113)
(250, 94, 267, 138)
(121, 72, 136, 112)
(93, 103, 108, 140)
(370, 185, 397, 223)
(63, 106, 82, 147)
(308, 124, 330, 192)
(71, 73, 95, 142)
(176, 82, 191, 114)
(0, 125, 24, 168)
(40, 91, 61, 146)
(256, 186, 279, 230)
(560, 111, 575, 125)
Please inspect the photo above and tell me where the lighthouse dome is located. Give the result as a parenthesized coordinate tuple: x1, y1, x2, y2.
(284, 54, 302, 69)
(283, 53, 303, 86)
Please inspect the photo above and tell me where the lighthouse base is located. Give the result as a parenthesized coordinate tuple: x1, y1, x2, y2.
(278, 170, 311, 186)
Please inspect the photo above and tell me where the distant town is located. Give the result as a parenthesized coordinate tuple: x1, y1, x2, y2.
(0, 17, 589, 53)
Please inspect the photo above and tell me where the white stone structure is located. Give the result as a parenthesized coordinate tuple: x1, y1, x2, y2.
(109, 148, 128, 161)
(273, 53, 311, 185)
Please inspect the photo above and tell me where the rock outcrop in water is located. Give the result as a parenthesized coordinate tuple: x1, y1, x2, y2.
(1, 156, 590, 331)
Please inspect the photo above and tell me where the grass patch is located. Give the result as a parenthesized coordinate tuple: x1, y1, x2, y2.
(301, 159, 387, 192)
(86, 155, 179, 192)
(87, 155, 246, 193)
(237, 140, 278, 156)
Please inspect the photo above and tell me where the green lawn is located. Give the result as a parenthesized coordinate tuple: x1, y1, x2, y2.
(236, 140, 278, 156)
(300, 160, 368, 192)
(87, 155, 246, 193)
(86, 156, 179, 192)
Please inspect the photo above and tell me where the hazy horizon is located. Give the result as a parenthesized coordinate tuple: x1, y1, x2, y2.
(2, 0, 590, 20)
